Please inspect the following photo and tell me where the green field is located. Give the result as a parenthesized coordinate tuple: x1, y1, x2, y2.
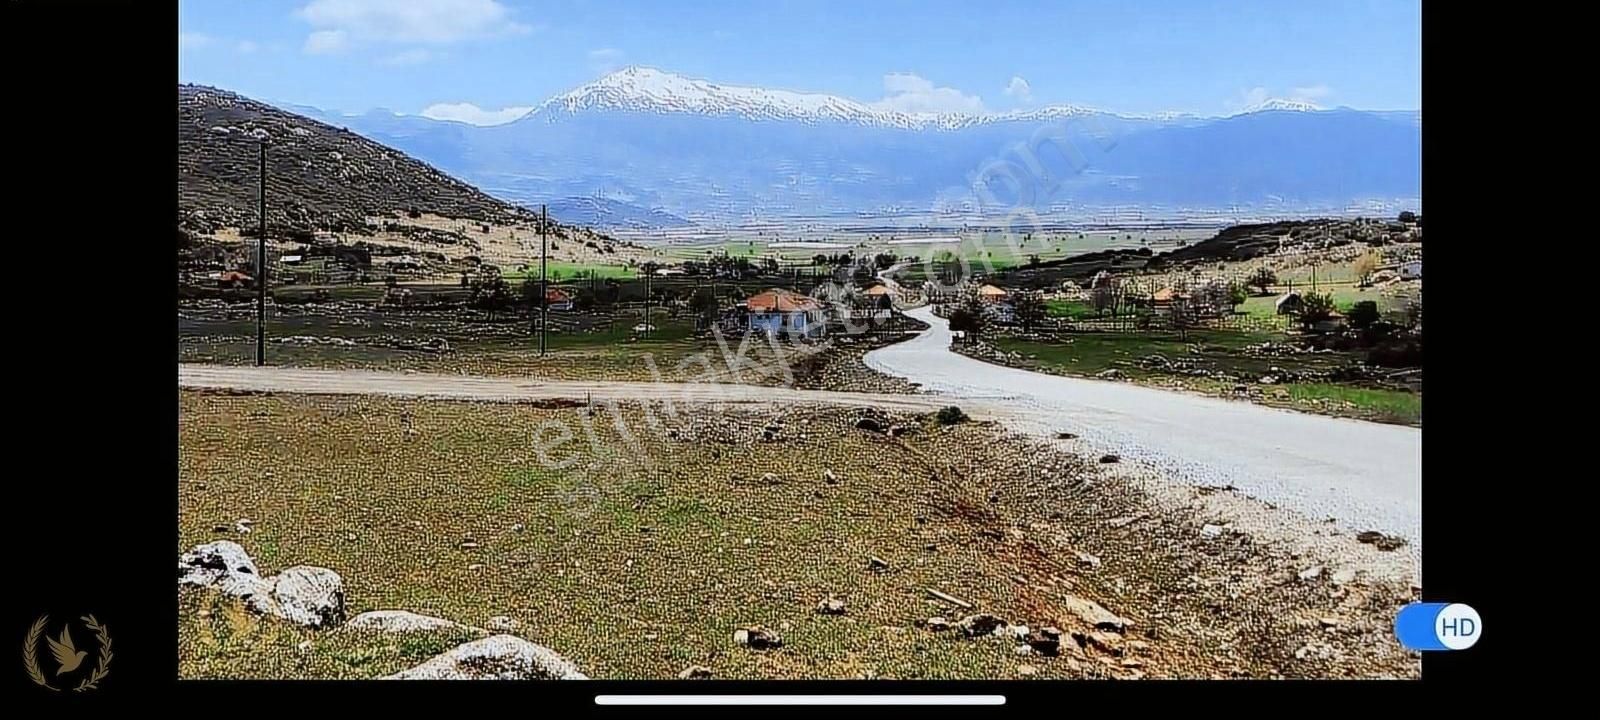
(989, 330, 1421, 426)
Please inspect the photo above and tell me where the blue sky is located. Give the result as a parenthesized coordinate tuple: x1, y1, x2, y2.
(179, 0, 1420, 124)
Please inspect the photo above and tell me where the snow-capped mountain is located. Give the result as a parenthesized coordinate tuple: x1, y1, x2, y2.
(262, 67, 1420, 225)
(529, 66, 1192, 130)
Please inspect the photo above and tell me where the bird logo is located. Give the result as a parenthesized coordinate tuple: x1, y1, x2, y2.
(46, 626, 87, 675)
(23, 614, 112, 692)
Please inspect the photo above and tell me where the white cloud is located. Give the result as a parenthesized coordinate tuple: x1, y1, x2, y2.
(588, 48, 625, 75)
(179, 32, 215, 50)
(235, 40, 260, 54)
(1003, 76, 1033, 103)
(304, 29, 349, 54)
(871, 73, 986, 115)
(1291, 84, 1333, 102)
(382, 49, 438, 66)
(420, 102, 534, 126)
(296, 0, 530, 50)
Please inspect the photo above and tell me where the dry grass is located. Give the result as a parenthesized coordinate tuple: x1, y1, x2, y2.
(179, 390, 1419, 680)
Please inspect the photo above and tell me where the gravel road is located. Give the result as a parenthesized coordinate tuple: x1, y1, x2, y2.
(864, 306, 1422, 548)
(177, 364, 953, 413)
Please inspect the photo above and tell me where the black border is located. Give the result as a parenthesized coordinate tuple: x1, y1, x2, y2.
(4, 0, 1492, 711)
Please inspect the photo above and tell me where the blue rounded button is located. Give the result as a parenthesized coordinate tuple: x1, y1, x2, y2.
(1395, 603, 1481, 651)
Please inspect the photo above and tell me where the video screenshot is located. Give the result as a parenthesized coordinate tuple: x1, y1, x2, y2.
(10, 0, 1482, 710)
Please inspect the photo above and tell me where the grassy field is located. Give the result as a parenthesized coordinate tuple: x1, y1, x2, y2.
(990, 330, 1421, 426)
(504, 261, 638, 280)
(178, 391, 1419, 680)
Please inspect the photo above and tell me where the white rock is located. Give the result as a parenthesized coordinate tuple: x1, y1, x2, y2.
(345, 610, 475, 635)
(270, 566, 346, 628)
(1298, 566, 1325, 582)
(486, 615, 522, 633)
(384, 635, 587, 680)
(1200, 524, 1227, 539)
(178, 540, 260, 586)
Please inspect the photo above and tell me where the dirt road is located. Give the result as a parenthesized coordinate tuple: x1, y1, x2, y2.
(178, 364, 954, 413)
(863, 306, 1422, 550)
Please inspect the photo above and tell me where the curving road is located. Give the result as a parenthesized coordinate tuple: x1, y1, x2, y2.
(864, 306, 1421, 546)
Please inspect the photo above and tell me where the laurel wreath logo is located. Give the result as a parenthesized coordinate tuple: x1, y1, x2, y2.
(22, 614, 111, 692)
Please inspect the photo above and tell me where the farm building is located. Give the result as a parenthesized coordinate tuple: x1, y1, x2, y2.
(1400, 261, 1422, 280)
(976, 284, 1010, 303)
(1276, 292, 1303, 315)
(545, 288, 575, 311)
(745, 288, 828, 340)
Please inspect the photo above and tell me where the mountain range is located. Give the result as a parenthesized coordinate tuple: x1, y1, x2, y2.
(282, 67, 1422, 228)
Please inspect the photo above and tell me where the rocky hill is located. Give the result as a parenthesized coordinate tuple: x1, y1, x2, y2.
(179, 83, 545, 235)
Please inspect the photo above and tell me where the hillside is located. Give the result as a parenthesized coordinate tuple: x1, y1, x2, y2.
(178, 84, 642, 268)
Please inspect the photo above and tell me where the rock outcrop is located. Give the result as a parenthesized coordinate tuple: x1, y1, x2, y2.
(384, 635, 588, 680)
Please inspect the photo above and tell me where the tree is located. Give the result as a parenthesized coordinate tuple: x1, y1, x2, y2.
(1296, 291, 1336, 331)
(1347, 300, 1380, 329)
(689, 287, 719, 329)
(1012, 290, 1046, 332)
(1353, 251, 1382, 286)
(948, 308, 982, 337)
(1227, 282, 1249, 311)
(1398, 210, 1417, 224)
(1167, 295, 1196, 340)
(469, 270, 513, 321)
(1248, 266, 1278, 295)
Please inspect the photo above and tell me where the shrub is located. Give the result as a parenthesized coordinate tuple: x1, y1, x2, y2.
(935, 406, 969, 425)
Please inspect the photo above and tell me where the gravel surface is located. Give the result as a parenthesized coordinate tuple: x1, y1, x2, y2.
(864, 307, 1422, 554)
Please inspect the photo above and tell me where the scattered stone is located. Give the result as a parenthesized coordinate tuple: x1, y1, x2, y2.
(956, 613, 1008, 638)
(823, 469, 839, 484)
(1017, 663, 1038, 676)
(1355, 530, 1407, 551)
(1096, 369, 1124, 380)
(384, 635, 587, 680)
(1007, 624, 1032, 640)
(1054, 431, 1078, 440)
(733, 625, 784, 650)
(1074, 551, 1102, 569)
(1297, 566, 1325, 582)
(1330, 568, 1358, 585)
(1200, 523, 1227, 540)
(235, 518, 255, 534)
(1060, 595, 1131, 633)
(1026, 626, 1064, 656)
(759, 473, 781, 485)
(855, 416, 887, 433)
(816, 597, 848, 615)
(345, 610, 478, 635)
(1107, 512, 1149, 529)
(510, 523, 525, 533)
(867, 556, 891, 573)
(1012, 644, 1035, 656)
(1294, 641, 1339, 661)
(486, 616, 521, 633)
(1319, 617, 1341, 629)
(925, 617, 951, 632)
(678, 665, 713, 679)
(296, 640, 312, 654)
(926, 588, 973, 609)
(1098, 454, 1120, 464)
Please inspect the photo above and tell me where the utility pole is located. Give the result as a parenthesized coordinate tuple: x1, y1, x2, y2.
(539, 204, 548, 357)
(256, 140, 267, 366)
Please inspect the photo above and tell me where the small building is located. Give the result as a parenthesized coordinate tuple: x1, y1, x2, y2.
(1275, 292, 1303, 316)
(217, 271, 253, 289)
(976, 284, 1010, 304)
(746, 288, 827, 339)
(545, 288, 575, 312)
(1400, 261, 1422, 280)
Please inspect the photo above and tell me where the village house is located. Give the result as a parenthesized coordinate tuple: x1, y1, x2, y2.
(1276, 292, 1304, 316)
(745, 288, 828, 340)
(1400, 260, 1422, 280)
(545, 288, 575, 311)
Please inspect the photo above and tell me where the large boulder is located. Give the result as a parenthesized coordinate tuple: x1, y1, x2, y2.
(177, 542, 345, 629)
(269, 566, 346, 628)
(178, 540, 275, 607)
(345, 610, 483, 635)
(384, 635, 587, 680)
